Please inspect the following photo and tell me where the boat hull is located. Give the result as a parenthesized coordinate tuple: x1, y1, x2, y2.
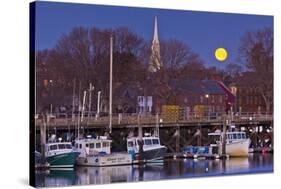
(76, 153, 132, 166)
(46, 151, 80, 168)
(135, 146, 167, 161)
(219, 139, 250, 157)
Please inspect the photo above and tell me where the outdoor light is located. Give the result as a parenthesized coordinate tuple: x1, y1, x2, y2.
(205, 94, 209, 98)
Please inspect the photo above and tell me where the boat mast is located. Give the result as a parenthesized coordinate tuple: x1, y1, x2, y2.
(71, 79, 76, 122)
(70, 79, 76, 141)
(109, 35, 113, 133)
(87, 83, 94, 126)
(76, 81, 81, 139)
(81, 90, 87, 136)
(96, 91, 101, 120)
(155, 113, 159, 137)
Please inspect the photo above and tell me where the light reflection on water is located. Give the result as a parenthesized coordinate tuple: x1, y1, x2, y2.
(35, 153, 273, 187)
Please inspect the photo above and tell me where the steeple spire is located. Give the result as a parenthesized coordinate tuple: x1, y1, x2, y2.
(148, 16, 162, 73)
(153, 16, 159, 44)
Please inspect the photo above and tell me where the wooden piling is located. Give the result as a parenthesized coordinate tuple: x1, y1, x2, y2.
(221, 118, 227, 156)
(176, 123, 180, 152)
(40, 115, 47, 164)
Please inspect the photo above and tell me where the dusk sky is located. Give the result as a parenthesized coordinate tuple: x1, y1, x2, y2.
(34, 1, 273, 69)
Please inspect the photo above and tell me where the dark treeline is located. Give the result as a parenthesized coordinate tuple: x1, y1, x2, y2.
(36, 26, 273, 113)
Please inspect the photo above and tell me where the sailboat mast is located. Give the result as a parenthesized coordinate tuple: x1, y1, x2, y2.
(76, 81, 81, 139)
(81, 90, 87, 135)
(71, 79, 76, 122)
(109, 36, 113, 133)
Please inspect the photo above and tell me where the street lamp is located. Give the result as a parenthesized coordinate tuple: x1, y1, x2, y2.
(49, 79, 53, 115)
(205, 94, 210, 119)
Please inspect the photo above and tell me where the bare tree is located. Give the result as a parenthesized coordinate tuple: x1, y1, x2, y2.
(161, 39, 192, 70)
(239, 27, 273, 113)
(36, 26, 148, 112)
(225, 63, 242, 78)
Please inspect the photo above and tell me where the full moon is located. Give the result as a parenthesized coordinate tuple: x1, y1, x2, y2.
(215, 48, 228, 61)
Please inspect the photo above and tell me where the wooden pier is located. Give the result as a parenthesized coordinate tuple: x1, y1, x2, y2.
(34, 112, 273, 155)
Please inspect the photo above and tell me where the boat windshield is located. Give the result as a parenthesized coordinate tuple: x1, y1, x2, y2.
(102, 142, 110, 147)
(209, 135, 220, 144)
(49, 145, 58, 151)
(144, 139, 152, 145)
(127, 141, 134, 147)
(228, 133, 247, 140)
(152, 139, 159, 145)
(90, 143, 95, 148)
(58, 144, 66, 149)
(237, 133, 242, 139)
(96, 143, 101, 148)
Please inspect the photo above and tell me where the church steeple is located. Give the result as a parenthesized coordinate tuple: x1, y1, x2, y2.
(148, 16, 162, 73)
(153, 16, 159, 44)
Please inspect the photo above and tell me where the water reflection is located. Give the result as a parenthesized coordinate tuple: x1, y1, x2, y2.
(36, 169, 76, 187)
(35, 153, 273, 187)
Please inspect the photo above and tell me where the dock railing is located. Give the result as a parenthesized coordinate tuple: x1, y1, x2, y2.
(35, 111, 273, 128)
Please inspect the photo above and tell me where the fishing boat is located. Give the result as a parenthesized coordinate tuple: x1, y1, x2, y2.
(75, 136, 132, 166)
(127, 134, 167, 162)
(45, 141, 80, 168)
(208, 131, 250, 157)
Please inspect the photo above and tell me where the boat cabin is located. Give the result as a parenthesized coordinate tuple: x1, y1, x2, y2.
(127, 136, 161, 153)
(45, 142, 73, 156)
(75, 137, 112, 156)
(208, 131, 248, 144)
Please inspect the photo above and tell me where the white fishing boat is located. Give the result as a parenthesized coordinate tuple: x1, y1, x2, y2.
(75, 136, 132, 166)
(208, 131, 250, 157)
(127, 134, 167, 161)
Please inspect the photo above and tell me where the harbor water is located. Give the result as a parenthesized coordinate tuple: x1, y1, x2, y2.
(35, 153, 273, 187)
